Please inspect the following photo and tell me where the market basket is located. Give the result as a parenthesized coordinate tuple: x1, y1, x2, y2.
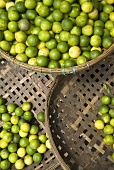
(0, 42, 114, 74)
(45, 53, 114, 170)
(0, 59, 61, 170)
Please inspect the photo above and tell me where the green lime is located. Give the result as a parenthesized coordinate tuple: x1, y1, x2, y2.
(99, 105, 109, 114)
(22, 102, 31, 111)
(7, 103, 16, 113)
(30, 139, 40, 149)
(101, 113, 110, 123)
(61, 18, 73, 31)
(20, 137, 29, 147)
(57, 42, 69, 54)
(8, 143, 18, 153)
(64, 59, 75, 68)
(38, 134, 47, 143)
(90, 50, 101, 60)
(15, 107, 24, 116)
(23, 111, 33, 121)
(38, 5, 50, 17)
(8, 153, 18, 163)
(36, 55, 49, 67)
(1, 149, 9, 159)
(26, 145, 36, 155)
(0, 105, 7, 113)
(33, 153, 42, 163)
(104, 135, 114, 145)
(102, 36, 113, 49)
(30, 125, 39, 135)
(0, 160, 11, 170)
(104, 125, 114, 135)
(13, 134, 20, 143)
(0, 97, 5, 105)
(37, 112, 45, 122)
(3, 122, 12, 130)
(101, 95, 111, 105)
(48, 60, 60, 68)
(11, 124, 20, 133)
(2, 113, 11, 122)
(111, 97, 114, 106)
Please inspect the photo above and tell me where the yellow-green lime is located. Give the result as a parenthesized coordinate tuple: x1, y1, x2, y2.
(15, 159, 25, 170)
(94, 120, 104, 130)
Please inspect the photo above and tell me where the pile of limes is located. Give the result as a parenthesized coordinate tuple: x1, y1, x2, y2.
(0, 96, 51, 170)
(94, 95, 114, 159)
(0, 0, 114, 68)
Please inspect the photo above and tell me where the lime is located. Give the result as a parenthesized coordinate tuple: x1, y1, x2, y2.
(2, 113, 11, 122)
(33, 153, 42, 163)
(17, 147, 26, 158)
(103, 28, 110, 38)
(38, 5, 50, 17)
(3, 122, 12, 130)
(105, 20, 114, 31)
(104, 125, 114, 135)
(57, 41, 69, 53)
(29, 135, 37, 142)
(76, 15, 88, 27)
(15, 107, 24, 116)
(88, 8, 98, 20)
(7, 103, 16, 113)
(27, 34, 39, 47)
(64, 59, 75, 68)
(8, 143, 17, 153)
(18, 18, 30, 31)
(0, 105, 7, 113)
(37, 112, 45, 122)
(101, 95, 111, 105)
(26, 145, 36, 155)
(23, 111, 33, 121)
(8, 10, 20, 21)
(39, 30, 51, 42)
(80, 35, 90, 47)
(48, 60, 60, 68)
(53, 0, 63, 9)
(59, 31, 70, 42)
(25, 0, 37, 9)
(30, 125, 39, 135)
(0, 160, 11, 170)
(26, 9, 37, 20)
(103, 4, 113, 14)
(15, 30, 27, 43)
(37, 144, 47, 154)
(3, 132, 13, 143)
(31, 26, 41, 35)
(102, 36, 113, 49)
(46, 139, 51, 149)
(99, 105, 109, 114)
(1, 149, 9, 159)
(24, 155, 33, 165)
(109, 12, 114, 22)
(11, 124, 20, 133)
(104, 135, 114, 145)
(34, 16, 44, 27)
(100, 11, 109, 22)
(60, 1, 71, 13)
(8, 153, 18, 163)
(52, 9, 63, 21)
(36, 55, 49, 67)
(94, 120, 104, 130)
(101, 113, 110, 123)
(20, 123, 30, 133)
(15, 159, 25, 170)
(22, 102, 31, 111)
(40, 19, 52, 31)
(0, 139, 8, 148)
(16, 53, 28, 63)
(110, 118, 114, 127)
(52, 21, 62, 33)
(61, 18, 73, 31)
(30, 139, 40, 149)
(28, 58, 37, 66)
(0, 130, 7, 138)
(82, 25, 93, 36)
(15, 43, 26, 54)
(11, 115, 19, 124)
(15, 1, 26, 13)
(94, 26, 104, 36)
(70, 26, 82, 36)
(68, 34, 79, 46)
(8, 21, 19, 33)
(109, 109, 114, 118)
(90, 35, 101, 47)
(110, 28, 114, 38)
(77, 55, 87, 65)
(13, 134, 20, 143)
(90, 50, 101, 59)
(38, 134, 47, 143)
(25, 46, 38, 58)
(19, 137, 29, 147)
(69, 46, 81, 58)
(43, 0, 53, 6)
(38, 48, 49, 57)
(82, 51, 90, 60)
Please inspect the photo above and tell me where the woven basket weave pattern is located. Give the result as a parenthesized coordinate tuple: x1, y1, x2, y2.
(46, 54, 114, 170)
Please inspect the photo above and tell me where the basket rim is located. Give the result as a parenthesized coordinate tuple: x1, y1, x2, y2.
(45, 77, 70, 170)
(0, 43, 114, 74)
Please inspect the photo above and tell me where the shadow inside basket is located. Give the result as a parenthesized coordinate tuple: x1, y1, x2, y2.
(47, 54, 114, 170)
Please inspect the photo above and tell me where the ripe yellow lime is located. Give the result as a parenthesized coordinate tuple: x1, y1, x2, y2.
(69, 46, 81, 58)
(94, 120, 104, 130)
(46, 139, 51, 149)
(20, 123, 30, 133)
(37, 144, 47, 154)
(15, 159, 25, 170)
(17, 147, 26, 157)
(19, 130, 28, 137)
(0, 0, 6, 8)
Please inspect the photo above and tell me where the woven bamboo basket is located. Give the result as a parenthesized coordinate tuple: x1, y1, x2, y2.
(0, 60, 61, 170)
(0, 42, 114, 74)
(45, 53, 114, 170)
